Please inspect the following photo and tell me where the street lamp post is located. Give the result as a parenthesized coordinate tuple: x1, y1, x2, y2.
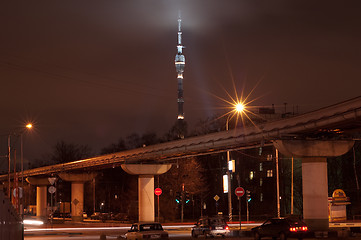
(225, 102, 244, 222)
(20, 123, 32, 218)
(6, 123, 33, 215)
(226, 115, 232, 222)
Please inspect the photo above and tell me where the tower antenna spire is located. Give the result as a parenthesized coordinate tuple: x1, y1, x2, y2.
(175, 11, 185, 122)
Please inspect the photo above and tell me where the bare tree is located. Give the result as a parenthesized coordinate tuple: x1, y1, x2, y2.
(159, 157, 208, 221)
(100, 138, 127, 154)
(51, 140, 92, 164)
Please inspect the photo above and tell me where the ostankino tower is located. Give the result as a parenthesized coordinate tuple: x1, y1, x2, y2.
(174, 13, 186, 138)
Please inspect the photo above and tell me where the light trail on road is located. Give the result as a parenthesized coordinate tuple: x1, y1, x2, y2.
(24, 222, 260, 233)
(25, 236, 120, 240)
(25, 226, 129, 232)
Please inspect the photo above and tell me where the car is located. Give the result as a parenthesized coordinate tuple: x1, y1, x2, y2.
(251, 217, 308, 240)
(125, 222, 169, 240)
(113, 212, 130, 222)
(90, 212, 101, 220)
(191, 216, 230, 238)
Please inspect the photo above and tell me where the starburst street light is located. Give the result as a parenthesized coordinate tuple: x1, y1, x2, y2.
(7, 122, 33, 216)
(226, 101, 245, 131)
(225, 101, 245, 222)
(235, 102, 245, 113)
(20, 123, 33, 217)
(211, 78, 264, 222)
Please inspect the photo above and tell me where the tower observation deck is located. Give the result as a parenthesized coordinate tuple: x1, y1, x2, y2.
(175, 14, 185, 121)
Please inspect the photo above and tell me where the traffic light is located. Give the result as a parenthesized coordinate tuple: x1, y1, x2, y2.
(185, 192, 190, 204)
(246, 190, 251, 202)
(176, 191, 181, 204)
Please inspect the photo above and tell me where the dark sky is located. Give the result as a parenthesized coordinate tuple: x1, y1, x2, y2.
(1, 1, 361, 165)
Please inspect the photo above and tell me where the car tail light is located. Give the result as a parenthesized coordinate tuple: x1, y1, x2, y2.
(225, 226, 230, 230)
(289, 226, 308, 232)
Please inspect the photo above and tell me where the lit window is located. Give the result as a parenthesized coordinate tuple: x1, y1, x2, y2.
(259, 163, 263, 172)
(267, 154, 273, 161)
(260, 178, 263, 186)
(267, 170, 273, 177)
(249, 171, 254, 180)
(260, 193, 263, 202)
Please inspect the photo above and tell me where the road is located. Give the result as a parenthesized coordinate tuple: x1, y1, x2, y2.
(24, 222, 361, 240)
(24, 228, 360, 240)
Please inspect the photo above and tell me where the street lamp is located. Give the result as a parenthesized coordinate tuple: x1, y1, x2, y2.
(235, 103, 245, 113)
(6, 123, 33, 214)
(225, 102, 244, 222)
(21, 123, 33, 217)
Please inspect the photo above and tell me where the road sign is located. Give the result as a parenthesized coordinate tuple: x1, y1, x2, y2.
(13, 187, 23, 198)
(48, 186, 56, 194)
(214, 195, 220, 201)
(235, 187, 245, 197)
(154, 188, 162, 196)
(48, 177, 57, 185)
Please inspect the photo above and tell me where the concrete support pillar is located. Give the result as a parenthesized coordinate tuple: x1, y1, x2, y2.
(36, 186, 47, 218)
(58, 173, 96, 222)
(26, 177, 51, 220)
(273, 140, 354, 231)
(122, 164, 172, 222)
(139, 175, 155, 222)
(301, 157, 329, 230)
(71, 182, 84, 222)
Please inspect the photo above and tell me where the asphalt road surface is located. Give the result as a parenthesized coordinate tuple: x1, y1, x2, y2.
(24, 222, 361, 240)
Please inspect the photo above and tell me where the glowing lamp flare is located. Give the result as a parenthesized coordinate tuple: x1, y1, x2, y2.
(26, 123, 33, 129)
(235, 102, 245, 113)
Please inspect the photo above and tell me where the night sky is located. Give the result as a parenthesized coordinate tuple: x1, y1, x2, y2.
(1, 1, 361, 166)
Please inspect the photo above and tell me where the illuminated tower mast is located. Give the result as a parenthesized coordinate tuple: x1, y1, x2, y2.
(175, 13, 185, 121)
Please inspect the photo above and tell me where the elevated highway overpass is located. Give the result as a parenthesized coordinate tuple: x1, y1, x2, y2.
(2, 96, 361, 231)
(1, 96, 360, 179)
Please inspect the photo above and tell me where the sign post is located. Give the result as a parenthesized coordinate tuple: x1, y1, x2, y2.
(48, 186, 56, 227)
(235, 187, 245, 235)
(154, 188, 162, 222)
(48, 177, 57, 227)
(214, 195, 220, 214)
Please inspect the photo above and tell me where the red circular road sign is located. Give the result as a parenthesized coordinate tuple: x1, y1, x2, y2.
(235, 187, 245, 197)
(154, 188, 162, 196)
